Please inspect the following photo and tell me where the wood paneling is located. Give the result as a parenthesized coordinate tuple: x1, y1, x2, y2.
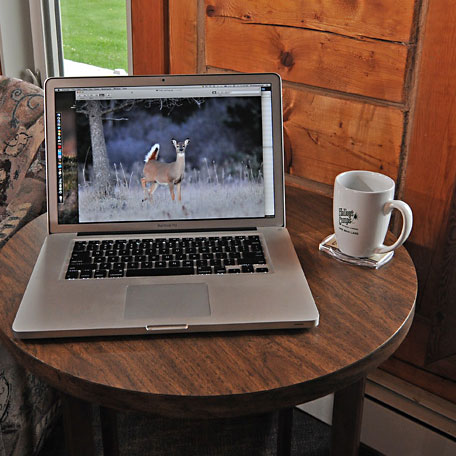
(392, 0, 456, 379)
(429, 185, 456, 362)
(205, 0, 416, 43)
(169, 0, 198, 74)
(205, 16, 408, 102)
(402, 3, 456, 255)
(283, 86, 403, 184)
(131, 0, 169, 75)
(404, 0, 456, 305)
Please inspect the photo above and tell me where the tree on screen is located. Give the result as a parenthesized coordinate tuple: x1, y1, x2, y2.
(77, 98, 204, 193)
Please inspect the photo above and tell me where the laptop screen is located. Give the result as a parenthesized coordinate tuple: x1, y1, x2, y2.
(46, 74, 284, 233)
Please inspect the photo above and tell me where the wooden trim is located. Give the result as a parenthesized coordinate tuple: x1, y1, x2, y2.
(169, 0, 198, 73)
(285, 174, 333, 198)
(367, 369, 456, 434)
(403, 0, 456, 254)
(400, 0, 456, 369)
(381, 358, 456, 404)
(196, 0, 207, 73)
(396, 0, 429, 201)
(131, 0, 169, 75)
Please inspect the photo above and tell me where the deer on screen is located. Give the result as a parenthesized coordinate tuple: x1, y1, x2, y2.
(141, 138, 189, 203)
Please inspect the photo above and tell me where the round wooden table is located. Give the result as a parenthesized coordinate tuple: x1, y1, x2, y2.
(0, 183, 417, 456)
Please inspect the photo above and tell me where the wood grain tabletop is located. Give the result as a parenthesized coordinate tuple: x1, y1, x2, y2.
(0, 184, 417, 418)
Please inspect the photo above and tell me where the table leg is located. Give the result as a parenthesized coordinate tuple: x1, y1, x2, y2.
(100, 406, 120, 456)
(331, 376, 366, 456)
(61, 393, 96, 456)
(277, 408, 293, 456)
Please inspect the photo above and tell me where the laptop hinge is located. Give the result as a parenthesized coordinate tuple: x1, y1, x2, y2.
(77, 227, 258, 237)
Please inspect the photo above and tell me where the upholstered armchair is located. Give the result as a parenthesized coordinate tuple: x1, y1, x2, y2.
(0, 76, 59, 455)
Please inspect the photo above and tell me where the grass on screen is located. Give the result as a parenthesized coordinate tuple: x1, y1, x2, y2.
(60, 0, 128, 71)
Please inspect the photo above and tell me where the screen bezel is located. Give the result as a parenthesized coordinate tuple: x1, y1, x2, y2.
(45, 73, 285, 234)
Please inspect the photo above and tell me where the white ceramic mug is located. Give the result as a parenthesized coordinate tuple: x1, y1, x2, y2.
(333, 170, 413, 258)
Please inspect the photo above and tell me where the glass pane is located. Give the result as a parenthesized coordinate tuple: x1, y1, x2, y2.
(60, 0, 128, 76)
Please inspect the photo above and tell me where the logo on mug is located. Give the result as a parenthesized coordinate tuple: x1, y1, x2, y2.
(339, 208, 358, 226)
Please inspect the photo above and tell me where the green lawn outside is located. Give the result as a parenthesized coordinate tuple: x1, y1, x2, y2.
(60, 0, 128, 71)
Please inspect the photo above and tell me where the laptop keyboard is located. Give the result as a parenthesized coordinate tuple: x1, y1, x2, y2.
(65, 235, 269, 280)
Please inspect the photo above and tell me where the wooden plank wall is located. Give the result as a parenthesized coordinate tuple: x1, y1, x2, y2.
(131, 0, 169, 74)
(168, 0, 417, 188)
(381, 0, 456, 396)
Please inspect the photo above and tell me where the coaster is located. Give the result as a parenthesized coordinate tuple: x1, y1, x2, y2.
(318, 234, 394, 269)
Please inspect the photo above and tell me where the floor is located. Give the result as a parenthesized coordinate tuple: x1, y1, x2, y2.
(38, 407, 381, 456)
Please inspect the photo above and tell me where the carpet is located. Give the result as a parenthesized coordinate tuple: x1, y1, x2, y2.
(38, 407, 380, 455)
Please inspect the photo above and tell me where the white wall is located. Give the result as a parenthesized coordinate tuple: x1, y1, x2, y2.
(362, 399, 456, 456)
(299, 394, 456, 455)
(0, 0, 35, 78)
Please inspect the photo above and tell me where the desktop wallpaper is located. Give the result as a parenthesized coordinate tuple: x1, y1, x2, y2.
(58, 95, 267, 224)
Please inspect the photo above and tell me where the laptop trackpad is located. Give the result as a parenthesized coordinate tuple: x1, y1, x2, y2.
(125, 283, 210, 320)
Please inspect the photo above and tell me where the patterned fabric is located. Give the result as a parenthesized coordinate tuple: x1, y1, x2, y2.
(0, 76, 59, 455)
(0, 76, 46, 247)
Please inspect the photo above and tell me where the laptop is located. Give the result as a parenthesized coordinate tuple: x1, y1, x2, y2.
(12, 72, 319, 339)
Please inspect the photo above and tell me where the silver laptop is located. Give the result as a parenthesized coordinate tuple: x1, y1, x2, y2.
(12, 73, 319, 339)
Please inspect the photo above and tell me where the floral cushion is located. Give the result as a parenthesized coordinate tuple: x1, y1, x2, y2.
(0, 76, 46, 247)
(0, 76, 59, 455)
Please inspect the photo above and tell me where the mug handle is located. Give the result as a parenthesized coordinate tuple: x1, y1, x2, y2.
(374, 200, 413, 254)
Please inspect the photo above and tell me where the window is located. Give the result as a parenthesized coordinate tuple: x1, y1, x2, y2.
(1, 1, 164, 83)
(28, 0, 131, 83)
(60, 0, 129, 76)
